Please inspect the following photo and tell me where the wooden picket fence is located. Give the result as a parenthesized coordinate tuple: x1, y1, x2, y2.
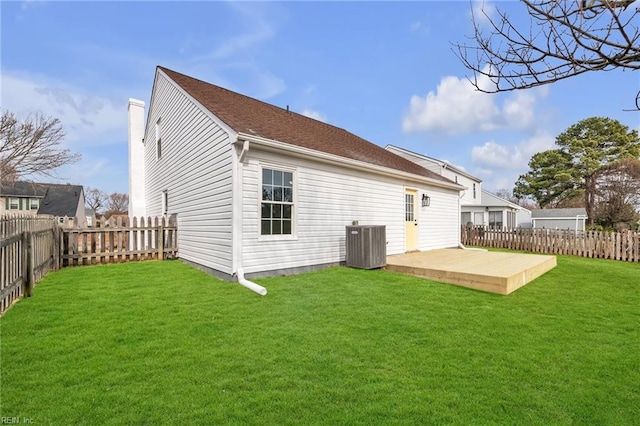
(1, 215, 61, 315)
(0, 214, 178, 316)
(461, 226, 640, 262)
(61, 216, 178, 266)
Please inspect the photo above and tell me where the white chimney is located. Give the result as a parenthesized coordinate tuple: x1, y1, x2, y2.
(128, 98, 146, 219)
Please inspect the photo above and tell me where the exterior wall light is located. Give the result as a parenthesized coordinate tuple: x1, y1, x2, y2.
(422, 194, 430, 207)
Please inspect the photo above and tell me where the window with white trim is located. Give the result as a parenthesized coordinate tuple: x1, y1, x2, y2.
(488, 211, 503, 228)
(9, 198, 19, 210)
(461, 212, 471, 226)
(261, 167, 293, 235)
(155, 118, 162, 160)
(473, 183, 477, 199)
(30, 198, 39, 210)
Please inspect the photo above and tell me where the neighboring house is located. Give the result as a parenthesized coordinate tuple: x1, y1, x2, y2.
(386, 145, 531, 228)
(385, 145, 482, 207)
(0, 181, 86, 220)
(85, 208, 96, 226)
(128, 66, 465, 280)
(532, 208, 588, 231)
(462, 190, 532, 229)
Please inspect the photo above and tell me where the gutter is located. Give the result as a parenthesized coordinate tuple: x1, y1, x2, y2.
(237, 133, 465, 192)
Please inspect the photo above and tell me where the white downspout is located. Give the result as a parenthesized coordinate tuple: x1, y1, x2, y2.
(233, 139, 267, 296)
(237, 268, 267, 296)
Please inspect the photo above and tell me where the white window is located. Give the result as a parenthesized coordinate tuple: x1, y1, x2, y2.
(261, 167, 294, 236)
(461, 212, 471, 226)
(473, 183, 477, 199)
(488, 211, 503, 228)
(9, 198, 19, 210)
(161, 190, 168, 215)
(155, 118, 162, 160)
(474, 212, 484, 225)
(30, 198, 39, 210)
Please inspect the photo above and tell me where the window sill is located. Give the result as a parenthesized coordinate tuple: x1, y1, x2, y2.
(258, 234, 298, 242)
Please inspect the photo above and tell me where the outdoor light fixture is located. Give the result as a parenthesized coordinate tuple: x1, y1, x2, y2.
(422, 194, 430, 207)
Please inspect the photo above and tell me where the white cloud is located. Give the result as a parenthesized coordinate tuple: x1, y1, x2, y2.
(403, 73, 500, 134)
(472, 141, 523, 170)
(402, 72, 544, 135)
(301, 109, 327, 123)
(471, 133, 556, 190)
(1, 72, 125, 148)
(471, 0, 496, 26)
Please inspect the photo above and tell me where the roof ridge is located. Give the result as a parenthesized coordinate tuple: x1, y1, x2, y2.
(157, 65, 354, 132)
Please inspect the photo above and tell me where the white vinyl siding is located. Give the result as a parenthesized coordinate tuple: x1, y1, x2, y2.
(418, 186, 460, 251)
(241, 149, 460, 274)
(144, 72, 234, 274)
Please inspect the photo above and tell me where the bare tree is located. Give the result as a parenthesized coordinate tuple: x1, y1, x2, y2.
(85, 187, 108, 214)
(106, 192, 129, 215)
(495, 188, 538, 209)
(594, 158, 640, 227)
(0, 110, 81, 181)
(454, 1, 640, 109)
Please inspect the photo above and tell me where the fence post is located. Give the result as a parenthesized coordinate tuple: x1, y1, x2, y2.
(52, 225, 60, 271)
(158, 219, 164, 261)
(25, 232, 35, 297)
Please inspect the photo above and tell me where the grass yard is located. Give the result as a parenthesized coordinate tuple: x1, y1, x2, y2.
(1, 255, 638, 424)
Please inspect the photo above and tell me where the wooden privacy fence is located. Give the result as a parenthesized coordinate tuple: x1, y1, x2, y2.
(61, 216, 178, 266)
(1, 215, 61, 314)
(0, 214, 178, 315)
(461, 226, 640, 262)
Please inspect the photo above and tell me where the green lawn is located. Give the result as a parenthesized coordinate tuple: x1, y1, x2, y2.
(1, 255, 638, 424)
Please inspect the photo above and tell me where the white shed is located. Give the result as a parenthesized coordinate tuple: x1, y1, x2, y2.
(531, 208, 588, 231)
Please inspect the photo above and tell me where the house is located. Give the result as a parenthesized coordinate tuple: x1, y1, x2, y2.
(385, 145, 532, 228)
(0, 181, 86, 220)
(532, 208, 588, 231)
(128, 66, 464, 283)
(463, 190, 532, 229)
(85, 208, 96, 226)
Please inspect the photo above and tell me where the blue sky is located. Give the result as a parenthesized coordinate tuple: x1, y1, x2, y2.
(2, 1, 638, 196)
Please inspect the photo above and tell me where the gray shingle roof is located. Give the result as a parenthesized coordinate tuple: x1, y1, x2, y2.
(158, 66, 455, 185)
(0, 181, 48, 198)
(1, 181, 83, 217)
(531, 208, 587, 218)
